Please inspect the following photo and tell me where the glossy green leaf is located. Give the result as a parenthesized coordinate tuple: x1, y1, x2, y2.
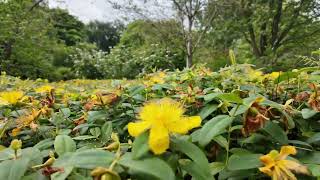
(54, 135, 76, 156)
(0, 158, 29, 180)
(301, 108, 318, 119)
(119, 153, 175, 180)
(262, 121, 288, 144)
(198, 104, 218, 120)
(300, 152, 320, 164)
(171, 137, 212, 179)
(53, 149, 115, 169)
(216, 93, 243, 104)
(227, 154, 263, 170)
(210, 162, 225, 176)
(179, 159, 215, 180)
(132, 132, 149, 159)
(101, 121, 112, 144)
(199, 115, 234, 146)
(307, 133, 320, 144)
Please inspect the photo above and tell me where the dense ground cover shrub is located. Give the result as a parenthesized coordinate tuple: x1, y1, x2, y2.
(0, 64, 320, 179)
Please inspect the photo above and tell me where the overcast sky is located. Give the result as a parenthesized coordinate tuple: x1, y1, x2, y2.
(48, 0, 174, 23)
(48, 0, 120, 23)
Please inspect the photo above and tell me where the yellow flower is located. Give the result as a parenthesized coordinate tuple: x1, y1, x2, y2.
(259, 146, 309, 180)
(265, 72, 281, 80)
(0, 91, 24, 105)
(35, 85, 54, 93)
(128, 98, 201, 154)
(144, 72, 166, 86)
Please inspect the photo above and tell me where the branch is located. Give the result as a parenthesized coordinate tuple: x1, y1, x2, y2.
(29, 0, 45, 11)
(273, 0, 305, 50)
(270, 0, 282, 46)
(192, 3, 218, 52)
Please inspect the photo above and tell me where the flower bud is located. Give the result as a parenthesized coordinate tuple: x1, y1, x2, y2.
(105, 142, 119, 151)
(10, 139, 22, 150)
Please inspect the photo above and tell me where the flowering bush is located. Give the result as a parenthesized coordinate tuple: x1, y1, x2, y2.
(0, 64, 320, 180)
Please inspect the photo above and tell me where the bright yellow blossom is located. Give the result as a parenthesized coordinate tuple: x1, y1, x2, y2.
(265, 72, 281, 80)
(0, 91, 24, 105)
(259, 146, 309, 180)
(144, 72, 166, 86)
(35, 85, 54, 93)
(128, 98, 201, 154)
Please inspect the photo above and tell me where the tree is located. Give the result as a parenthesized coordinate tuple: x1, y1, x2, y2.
(86, 21, 124, 52)
(50, 8, 86, 46)
(107, 0, 217, 68)
(0, 0, 59, 79)
(210, 0, 320, 63)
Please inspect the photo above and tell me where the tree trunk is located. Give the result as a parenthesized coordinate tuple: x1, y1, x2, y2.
(186, 15, 193, 68)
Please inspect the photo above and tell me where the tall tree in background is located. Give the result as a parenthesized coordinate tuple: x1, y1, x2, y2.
(211, 0, 320, 63)
(107, 0, 217, 68)
(86, 21, 124, 53)
(50, 8, 86, 46)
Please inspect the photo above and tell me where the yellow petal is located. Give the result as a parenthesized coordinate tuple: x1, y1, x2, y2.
(273, 166, 283, 180)
(259, 166, 274, 177)
(167, 116, 201, 134)
(149, 124, 169, 155)
(128, 121, 151, 137)
(277, 164, 297, 180)
(279, 146, 296, 160)
(281, 160, 310, 175)
(260, 151, 277, 165)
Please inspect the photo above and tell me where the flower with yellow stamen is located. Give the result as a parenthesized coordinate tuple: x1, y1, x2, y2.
(35, 85, 54, 93)
(128, 98, 201, 154)
(265, 72, 281, 80)
(144, 72, 166, 86)
(0, 91, 24, 105)
(259, 146, 309, 180)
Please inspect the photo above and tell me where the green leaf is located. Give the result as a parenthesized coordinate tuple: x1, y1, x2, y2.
(307, 164, 320, 177)
(51, 166, 73, 180)
(0, 158, 30, 180)
(53, 149, 114, 169)
(54, 135, 76, 156)
(60, 108, 71, 118)
(87, 111, 107, 123)
(198, 104, 218, 120)
(218, 169, 255, 180)
(210, 162, 225, 176)
(171, 137, 212, 179)
(179, 159, 215, 180)
(132, 132, 149, 159)
(262, 121, 288, 144)
(212, 135, 228, 149)
(72, 135, 97, 140)
(288, 140, 313, 148)
(198, 115, 234, 146)
(101, 121, 112, 144)
(0, 148, 15, 161)
(119, 153, 175, 180)
(275, 71, 298, 83)
(301, 108, 318, 119)
(227, 154, 263, 170)
(89, 127, 101, 137)
(307, 133, 320, 144)
(300, 152, 320, 164)
(34, 139, 54, 151)
(240, 133, 268, 145)
(203, 93, 220, 102)
(216, 93, 243, 104)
